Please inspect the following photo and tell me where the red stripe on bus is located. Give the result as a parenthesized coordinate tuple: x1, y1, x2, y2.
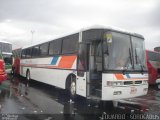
(58, 55, 77, 69)
(115, 74, 125, 80)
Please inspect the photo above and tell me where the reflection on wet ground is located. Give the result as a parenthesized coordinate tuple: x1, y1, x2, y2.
(0, 75, 160, 120)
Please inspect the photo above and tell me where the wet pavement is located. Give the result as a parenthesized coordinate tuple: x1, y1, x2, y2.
(0, 75, 160, 120)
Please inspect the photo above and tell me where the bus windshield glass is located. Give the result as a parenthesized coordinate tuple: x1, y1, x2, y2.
(103, 31, 147, 71)
(132, 36, 147, 71)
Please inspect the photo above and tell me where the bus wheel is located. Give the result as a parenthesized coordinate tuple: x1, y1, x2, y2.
(70, 76, 76, 99)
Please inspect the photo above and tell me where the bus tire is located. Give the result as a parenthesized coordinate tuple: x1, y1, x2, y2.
(69, 75, 76, 100)
(26, 70, 30, 81)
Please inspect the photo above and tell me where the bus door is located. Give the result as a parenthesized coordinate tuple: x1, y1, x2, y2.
(77, 42, 102, 98)
(76, 43, 88, 97)
(88, 41, 102, 98)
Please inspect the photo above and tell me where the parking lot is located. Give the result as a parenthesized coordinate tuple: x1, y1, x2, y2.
(0, 75, 159, 120)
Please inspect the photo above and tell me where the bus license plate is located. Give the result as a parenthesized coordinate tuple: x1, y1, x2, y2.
(130, 87, 137, 94)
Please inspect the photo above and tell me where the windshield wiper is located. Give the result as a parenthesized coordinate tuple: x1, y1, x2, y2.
(129, 48, 133, 68)
(135, 48, 138, 64)
(135, 48, 144, 74)
(122, 48, 133, 74)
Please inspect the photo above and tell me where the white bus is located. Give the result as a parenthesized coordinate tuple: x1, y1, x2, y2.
(0, 40, 12, 73)
(20, 26, 148, 101)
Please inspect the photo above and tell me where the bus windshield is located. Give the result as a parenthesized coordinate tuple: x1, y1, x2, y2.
(132, 36, 147, 71)
(103, 31, 147, 71)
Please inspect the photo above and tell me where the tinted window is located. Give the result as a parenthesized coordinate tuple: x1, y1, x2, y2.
(21, 49, 26, 58)
(49, 39, 62, 55)
(25, 48, 32, 58)
(77, 44, 88, 71)
(148, 51, 160, 62)
(62, 34, 78, 54)
(40, 43, 49, 56)
(82, 29, 102, 42)
(32, 46, 40, 57)
(154, 47, 160, 52)
(158, 54, 160, 61)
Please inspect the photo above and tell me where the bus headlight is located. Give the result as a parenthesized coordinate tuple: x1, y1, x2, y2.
(113, 82, 118, 86)
(107, 81, 113, 86)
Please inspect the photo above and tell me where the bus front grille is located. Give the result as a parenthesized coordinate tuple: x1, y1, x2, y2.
(135, 81, 142, 84)
(124, 81, 133, 85)
(124, 81, 142, 85)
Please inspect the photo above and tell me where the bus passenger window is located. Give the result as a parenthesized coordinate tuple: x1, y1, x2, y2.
(49, 39, 62, 55)
(32, 46, 40, 57)
(40, 43, 49, 56)
(21, 50, 26, 58)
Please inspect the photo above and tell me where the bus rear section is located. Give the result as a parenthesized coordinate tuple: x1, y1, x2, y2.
(146, 50, 160, 87)
(0, 58, 7, 83)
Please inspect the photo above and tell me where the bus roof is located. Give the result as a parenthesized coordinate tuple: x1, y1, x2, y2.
(0, 40, 12, 44)
(81, 25, 144, 38)
(22, 25, 144, 49)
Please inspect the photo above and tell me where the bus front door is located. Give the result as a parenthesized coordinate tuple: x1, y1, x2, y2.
(77, 42, 102, 99)
(88, 42, 102, 98)
(76, 43, 88, 97)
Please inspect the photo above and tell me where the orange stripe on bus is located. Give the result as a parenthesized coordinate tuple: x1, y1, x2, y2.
(58, 55, 77, 69)
(115, 74, 125, 80)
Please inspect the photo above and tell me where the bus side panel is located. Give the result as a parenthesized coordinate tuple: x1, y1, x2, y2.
(30, 67, 75, 89)
(20, 55, 77, 89)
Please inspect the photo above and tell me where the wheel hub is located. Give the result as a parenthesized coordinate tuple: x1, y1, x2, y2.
(70, 82, 76, 95)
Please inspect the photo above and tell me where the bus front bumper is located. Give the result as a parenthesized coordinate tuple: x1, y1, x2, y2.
(102, 84, 148, 101)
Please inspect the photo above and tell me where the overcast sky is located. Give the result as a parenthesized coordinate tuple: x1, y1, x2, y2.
(0, 0, 160, 50)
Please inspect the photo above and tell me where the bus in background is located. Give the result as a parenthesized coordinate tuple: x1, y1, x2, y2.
(146, 50, 160, 88)
(0, 40, 12, 73)
(20, 26, 148, 102)
(154, 47, 160, 52)
(0, 50, 7, 83)
(12, 48, 22, 75)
